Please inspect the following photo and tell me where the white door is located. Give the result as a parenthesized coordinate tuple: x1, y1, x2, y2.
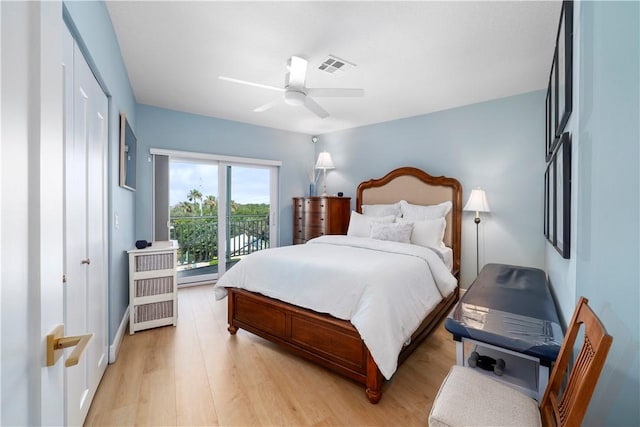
(63, 26, 108, 426)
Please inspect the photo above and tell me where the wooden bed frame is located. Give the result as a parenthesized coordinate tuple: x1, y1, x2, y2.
(226, 167, 462, 403)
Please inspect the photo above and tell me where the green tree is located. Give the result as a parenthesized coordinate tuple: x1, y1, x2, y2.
(187, 189, 203, 216)
(170, 202, 193, 218)
(203, 195, 217, 215)
(229, 200, 239, 214)
(169, 196, 270, 265)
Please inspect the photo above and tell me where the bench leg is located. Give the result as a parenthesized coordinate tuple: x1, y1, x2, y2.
(455, 340, 464, 366)
(538, 364, 550, 401)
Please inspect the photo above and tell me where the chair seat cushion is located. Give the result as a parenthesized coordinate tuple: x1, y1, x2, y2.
(429, 366, 541, 427)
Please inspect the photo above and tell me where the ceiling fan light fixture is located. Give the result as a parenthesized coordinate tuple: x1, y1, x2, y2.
(284, 90, 305, 106)
(220, 55, 362, 118)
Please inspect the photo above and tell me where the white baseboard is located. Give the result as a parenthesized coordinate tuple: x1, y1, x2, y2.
(109, 306, 129, 364)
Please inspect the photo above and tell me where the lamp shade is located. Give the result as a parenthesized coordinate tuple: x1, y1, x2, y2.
(463, 188, 491, 213)
(315, 151, 335, 170)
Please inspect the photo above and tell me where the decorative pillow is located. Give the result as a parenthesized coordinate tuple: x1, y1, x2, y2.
(400, 200, 452, 221)
(361, 202, 402, 218)
(346, 211, 395, 238)
(370, 222, 413, 243)
(397, 217, 446, 248)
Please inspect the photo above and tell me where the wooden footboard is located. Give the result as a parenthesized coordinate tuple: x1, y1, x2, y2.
(226, 287, 458, 403)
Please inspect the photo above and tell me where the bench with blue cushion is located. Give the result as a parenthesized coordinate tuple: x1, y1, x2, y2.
(445, 263, 563, 400)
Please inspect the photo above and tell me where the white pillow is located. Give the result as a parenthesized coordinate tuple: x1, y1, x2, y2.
(347, 211, 395, 238)
(361, 202, 402, 218)
(370, 222, 413, 243)
(397, 217, 446, 248)
(400, 200, 452, 221)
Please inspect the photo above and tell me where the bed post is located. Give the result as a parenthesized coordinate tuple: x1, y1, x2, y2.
(227, 289, 238, 334)
(365, 350, 383, 404)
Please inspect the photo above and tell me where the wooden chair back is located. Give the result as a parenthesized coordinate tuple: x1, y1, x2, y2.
(540, 297, 613, 427)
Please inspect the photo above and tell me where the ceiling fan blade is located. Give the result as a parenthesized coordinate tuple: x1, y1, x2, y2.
(304, 96, 329, 119)
(254, 97, 283, 112)
(219, 76, 284, 92)
(287, 56, 308, 89)
(306, 88, 364, 97)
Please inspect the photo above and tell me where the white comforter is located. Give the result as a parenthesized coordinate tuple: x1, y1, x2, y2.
(214, 235, 457, 379)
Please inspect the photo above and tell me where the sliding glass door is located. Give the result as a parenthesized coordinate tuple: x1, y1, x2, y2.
(154, 150, 279, 286)
(222, 165, 272, 273)
(169, 159, 220, 285)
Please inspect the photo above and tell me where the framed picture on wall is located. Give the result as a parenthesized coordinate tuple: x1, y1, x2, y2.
(545, 1, 573, 162)
(545, 158, 555, 245)
(555, 0, 573, 137)
(545, 87, 551, 161)
(546, 48, 558, 161)
(544, 163, 550, 239)
(545, 132, 571, 258)
(119, 113, 137, 191)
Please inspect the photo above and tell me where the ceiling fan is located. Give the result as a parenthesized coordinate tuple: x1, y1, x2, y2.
(219, 56, 364, 119)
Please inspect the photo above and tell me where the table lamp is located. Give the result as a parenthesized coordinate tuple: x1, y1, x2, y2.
(315, 151, 335, 196)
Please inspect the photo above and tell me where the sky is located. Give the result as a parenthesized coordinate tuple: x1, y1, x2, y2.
(170, 160, 270, 206)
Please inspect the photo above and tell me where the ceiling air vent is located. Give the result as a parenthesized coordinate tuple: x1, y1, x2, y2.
(318, 55, 356, 76)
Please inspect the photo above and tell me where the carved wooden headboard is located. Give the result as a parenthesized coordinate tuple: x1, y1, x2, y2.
(356, 167, 462, 277)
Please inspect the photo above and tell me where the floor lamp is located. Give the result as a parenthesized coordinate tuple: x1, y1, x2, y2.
(315, 151, 335, 196)
(463, 188, 491, 276)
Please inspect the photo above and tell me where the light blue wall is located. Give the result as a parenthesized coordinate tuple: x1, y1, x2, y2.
(318, 91, 546, 288)
(64, 1, 136, 344)
(134, 105, 314, 247)
(546, 1, 639, 425)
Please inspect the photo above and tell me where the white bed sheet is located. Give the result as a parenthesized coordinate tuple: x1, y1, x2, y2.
(215, 235, 457, 379)
(439, 246, 453, 271)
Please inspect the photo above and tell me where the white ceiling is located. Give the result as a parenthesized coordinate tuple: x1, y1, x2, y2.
(106, 1, 561, 135)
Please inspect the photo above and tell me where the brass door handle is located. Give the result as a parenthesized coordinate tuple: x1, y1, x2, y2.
(81, 258, 91, 265)
(46, 325, 94, 367)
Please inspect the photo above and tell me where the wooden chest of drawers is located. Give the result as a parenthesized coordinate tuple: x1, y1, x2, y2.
(293, 196, 351, 244)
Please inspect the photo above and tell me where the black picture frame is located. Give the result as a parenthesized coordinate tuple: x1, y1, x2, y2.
(555, 0, 573, 138)
(545, 59, 557, 162)
(545, 1, 573, 162)
(544, 163, 550, 239)
(545, 132, 571, 258)
(545, 157, 555, 244)
(545, 86, 550, 161)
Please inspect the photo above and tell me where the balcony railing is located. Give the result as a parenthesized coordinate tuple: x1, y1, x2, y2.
(170, 214, 269, 267)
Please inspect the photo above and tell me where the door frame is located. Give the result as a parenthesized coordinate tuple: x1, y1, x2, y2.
(41, 2, 66, 424)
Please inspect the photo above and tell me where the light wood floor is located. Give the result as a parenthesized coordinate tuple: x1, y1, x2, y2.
(85, 285, 456, 426)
